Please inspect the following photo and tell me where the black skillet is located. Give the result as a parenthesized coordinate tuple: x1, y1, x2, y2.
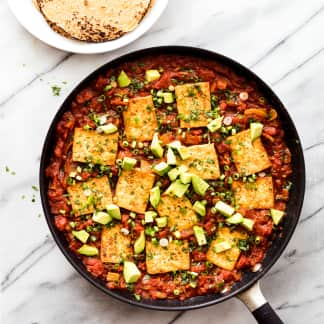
(39, 46, 305, 324)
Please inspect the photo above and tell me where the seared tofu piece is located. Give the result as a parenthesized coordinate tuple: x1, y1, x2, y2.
(72, 128, 118, 165)
(175, 82, 211, 128)
(146, 240, 190, 274)
(67, 176, 112, 216)
(232, 176, 274, 209)
(123, 95, 158, 141)
(100, 225, 132, 263)
(207, 227, 248, 271)
(156, 195, 198, 231)
(228, 129, 271, 176)
(178, 144, 220, 180)
(115, 169, 155, 213)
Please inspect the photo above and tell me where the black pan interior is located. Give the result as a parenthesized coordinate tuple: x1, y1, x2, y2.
(39, 46, 305, 311)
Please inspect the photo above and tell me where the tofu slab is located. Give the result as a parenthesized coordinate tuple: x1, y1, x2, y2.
(178, 144, 220, 180)
(228, 129, 271, 176)
(100, 225, 132, 263)
(123, 95, 158, 141)
(207, 227, 248, 271)
(67, 176, 113, 216)
(115, 169, 155, 213)
(232, 176, 274, 209)
(72, 128, 118, 165)
(146, 240, 190, 274)
(175, 82, 211, 128)
(156, 195, 198, 231)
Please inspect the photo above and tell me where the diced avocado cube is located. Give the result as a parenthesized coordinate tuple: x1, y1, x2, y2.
(270, 208, 285, 225)
(214, 200, 234, 217)
(165, 180, 189, 198)
(145, 69, 161, 82)
(178, 146, 190, 160)
(150, 133, 164, 158)
(179, 171, 192, 184)
(163, 92, 174, 104)
(117, 70, 131, 87)
(167, 147, 177, 165)
(122, 157, 137, 171)
(207, 116, 223, 133)
(145, 211, 157, 223)
(250, 122, 263, 141)
(72, 230, 89, 243)
(123, 261, 141, 283)
(152, 162, 170, 176)
(97, 123, 118, 134)
(226, 212, 243, 224)
(106, 204, 121, 220)
(193, 225, 207, 246)
(134, 231, 145, 254)
(168, 165, 188, 181)
(168, 167, 179, 181)
(192, 175, 209, 196)
(78, 244, 99, 256)
(193, 201, 206, 216)
(156, 216, 168, 228)
(167, 141, 182, 150)
(213, 240, 232, 253)
(92, 211, 112, 225)
(241, 218, 255, 231)
(157, 90, 164, 97)
(150, 186, 160, 208)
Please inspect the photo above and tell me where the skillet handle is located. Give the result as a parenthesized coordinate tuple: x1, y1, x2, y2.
(237, 281, 284, 324)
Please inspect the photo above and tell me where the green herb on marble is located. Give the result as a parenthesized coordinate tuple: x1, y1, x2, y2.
(51, 85, 61, 96)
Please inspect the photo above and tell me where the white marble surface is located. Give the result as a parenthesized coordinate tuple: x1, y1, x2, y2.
(1, 0, 324, 323)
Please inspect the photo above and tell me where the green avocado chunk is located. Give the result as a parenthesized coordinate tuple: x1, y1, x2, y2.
(134, 231, 145, 254)
(193, 201, 206, 216)
(270, 208, 285, 225)
(78, 244, 98, 256)
(117, 70, 131, 87)
(156, 216, 168, 228)
(167, 147, 177, 165)
(250, 122, 263, 141)
(92, 211, 112, 225)
(150, 133, 164, 158)
(165, 179, 189, 198)
(72, 230, 89, 243)
(214, 200, 234, 217)
(97, 123, 118, 134)
(122, 157, 137, 171)
(150, 186, 160, 208)
(106, 204, 121, 220)
(193, 225, 207, 246)
(226, 212, 243, 225)
(207, 116, 223, 133)
(241, 218, 255, 231)
(123, 261, 141, 283)
(213, 241, 232, 253)
(152, 162, 170, 176)
(191, 175, 209, 196)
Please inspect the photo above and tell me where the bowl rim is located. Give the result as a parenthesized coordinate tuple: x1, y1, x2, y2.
(8, 0, 169, 54)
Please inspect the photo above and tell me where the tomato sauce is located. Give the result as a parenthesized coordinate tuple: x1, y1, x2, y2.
(45, 54, 292, 300)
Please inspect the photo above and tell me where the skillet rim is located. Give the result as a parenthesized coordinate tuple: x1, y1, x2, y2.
(39, 45, 305, 311)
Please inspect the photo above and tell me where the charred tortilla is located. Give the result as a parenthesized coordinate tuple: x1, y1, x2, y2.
(37, 0, 151, 42)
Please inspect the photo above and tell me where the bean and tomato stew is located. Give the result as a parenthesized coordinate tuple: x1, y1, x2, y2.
(45, 55, 292, 300)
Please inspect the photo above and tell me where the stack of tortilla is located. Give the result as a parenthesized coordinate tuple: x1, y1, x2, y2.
(36, 0, 151, 42)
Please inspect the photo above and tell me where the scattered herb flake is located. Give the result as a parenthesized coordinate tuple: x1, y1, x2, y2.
(51, 85, 61, 96)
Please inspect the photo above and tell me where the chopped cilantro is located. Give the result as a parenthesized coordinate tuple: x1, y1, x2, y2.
(51, 85, 61, 96)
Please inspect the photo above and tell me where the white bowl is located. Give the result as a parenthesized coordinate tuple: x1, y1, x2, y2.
(8, 0, 168, 54)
